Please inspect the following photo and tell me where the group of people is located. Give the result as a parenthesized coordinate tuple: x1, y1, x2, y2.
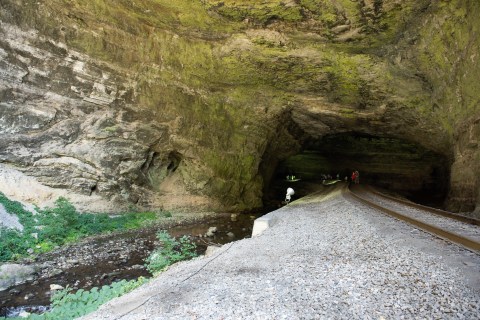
(320, 172, 359, 184)
(351, 170, 360, 184)
(320, 173, 334, 180)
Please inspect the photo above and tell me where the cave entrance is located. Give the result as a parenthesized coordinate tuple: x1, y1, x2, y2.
(263, 132, 450, 211)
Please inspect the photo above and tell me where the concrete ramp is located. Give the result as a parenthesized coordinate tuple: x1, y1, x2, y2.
(252, 214, 277, 237)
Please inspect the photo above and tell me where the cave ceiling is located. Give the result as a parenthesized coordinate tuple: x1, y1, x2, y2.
(0, 0, 479, 215)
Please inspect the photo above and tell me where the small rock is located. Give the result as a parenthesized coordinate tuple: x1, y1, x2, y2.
(27, 248, 34, 254)
(227, 232, 235, 238)
(230, 214, 238, 222)
(9, 288, 21, 295)
(49, 284, 64, 291)
(205, 227, 218, 237)
(131, 264, 144, 270)
(24, 293, 35, 300)
(49, 268, 63, 277)
(18, 311, 31, 318)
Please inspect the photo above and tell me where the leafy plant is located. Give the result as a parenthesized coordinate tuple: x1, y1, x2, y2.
(145, 230, 197, 274)
(18, 277, 148, 319)
(0, 227, 32, 261)
(0, 193, 158, 262)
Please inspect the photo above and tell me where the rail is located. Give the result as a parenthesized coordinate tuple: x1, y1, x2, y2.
(363, 185, 480, 226)
(346, 184, 480, 254)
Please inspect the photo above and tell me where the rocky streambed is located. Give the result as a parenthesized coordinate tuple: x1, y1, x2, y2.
(0, 212, 260, 318)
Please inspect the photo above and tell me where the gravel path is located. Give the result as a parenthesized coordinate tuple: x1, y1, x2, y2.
(82, 186, 480, 320)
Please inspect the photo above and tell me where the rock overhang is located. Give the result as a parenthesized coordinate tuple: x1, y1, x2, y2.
(0, 0, 478, 216)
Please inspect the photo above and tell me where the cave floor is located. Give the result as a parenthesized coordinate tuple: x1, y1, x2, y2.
(82, 184, 480, 320)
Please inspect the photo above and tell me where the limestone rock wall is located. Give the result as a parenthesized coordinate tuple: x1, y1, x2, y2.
(406, 0, 480, 214)
(0, 0, 479, 214)
(448, 117, 480, 214)
(0, 0, 283, 212)
(0, 21, 167, 211)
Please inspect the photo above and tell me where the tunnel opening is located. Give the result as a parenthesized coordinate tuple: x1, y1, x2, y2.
(263, 132, 450, 211)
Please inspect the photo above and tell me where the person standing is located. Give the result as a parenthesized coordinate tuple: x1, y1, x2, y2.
(354, 170, 360, 184)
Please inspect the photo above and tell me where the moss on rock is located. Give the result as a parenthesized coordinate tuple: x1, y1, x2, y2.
(1, 0, 479, 213)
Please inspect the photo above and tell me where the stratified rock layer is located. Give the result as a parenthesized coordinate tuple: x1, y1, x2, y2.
(0, 0, 479, 215)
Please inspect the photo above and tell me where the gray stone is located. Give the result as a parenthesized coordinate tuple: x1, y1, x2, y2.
(0, 264, 36, 291)
(0, 203, 23, 231)
(49, 284, 64, 291)
(205, 227, 218, 237)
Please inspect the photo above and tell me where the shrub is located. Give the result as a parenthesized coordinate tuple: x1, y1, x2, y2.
(145, 231, 197, 275)
(0, 193, 158, 262)
(21, 277, 148, 319)
(0, 227, 33, 261)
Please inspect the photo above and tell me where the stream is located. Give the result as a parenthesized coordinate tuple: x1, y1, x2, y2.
(0, 212, 262, 318)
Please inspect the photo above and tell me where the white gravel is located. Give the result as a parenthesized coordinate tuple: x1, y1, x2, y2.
(82, 186, 480, 320)
(358, 189, 480, 242)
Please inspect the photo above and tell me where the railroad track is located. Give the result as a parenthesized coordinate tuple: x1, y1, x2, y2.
(346, 184, 480, 254)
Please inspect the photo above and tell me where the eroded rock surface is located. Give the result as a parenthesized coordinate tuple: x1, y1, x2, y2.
(0, 0, 478, 215)
(0, 264, 36, 291)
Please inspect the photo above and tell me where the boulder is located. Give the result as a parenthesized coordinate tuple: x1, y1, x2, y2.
(204, 246, 221, 257)
(0, 264, 36, 291)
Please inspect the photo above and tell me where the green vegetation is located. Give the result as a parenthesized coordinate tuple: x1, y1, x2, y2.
(415, 0, 480, 131)
(16, 277, 148, 320)
(7, 230, 199, 319)
(204, 0, 304, 24)
(0, 193, 161, 262)
(145, 230, 197, 275)
(0, 228, 32, 262)
(1, 206, 200, 319)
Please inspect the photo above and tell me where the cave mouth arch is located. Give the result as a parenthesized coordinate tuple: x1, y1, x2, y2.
(263, 132, 450, 211)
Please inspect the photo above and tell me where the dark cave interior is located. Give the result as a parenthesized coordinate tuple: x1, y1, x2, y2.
(263, 132, 450, 211)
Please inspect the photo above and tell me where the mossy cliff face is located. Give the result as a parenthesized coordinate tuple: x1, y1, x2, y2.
(406, 0, 480, 213)
(0, 0, 478, 214)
